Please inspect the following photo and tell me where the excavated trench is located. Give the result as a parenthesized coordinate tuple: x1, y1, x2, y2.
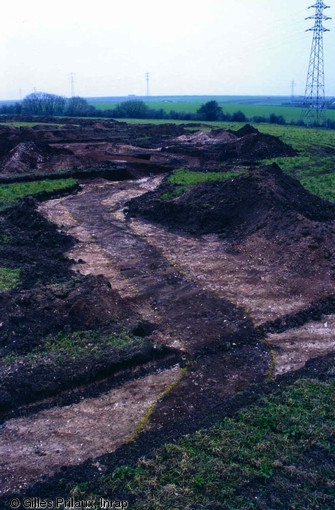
(1, 175, 335, 496)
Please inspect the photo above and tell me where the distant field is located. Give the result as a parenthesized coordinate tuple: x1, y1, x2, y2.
(87, 95, 293, 106)
(89, 97, 335, 123)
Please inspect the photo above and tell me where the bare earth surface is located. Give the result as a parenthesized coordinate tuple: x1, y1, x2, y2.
(0, 366, 182, 494)
(267, 315, 335, 375)
(1, 175, 335, 495)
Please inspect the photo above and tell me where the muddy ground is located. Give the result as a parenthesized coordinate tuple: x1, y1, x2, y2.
(0, 121, 334, 502)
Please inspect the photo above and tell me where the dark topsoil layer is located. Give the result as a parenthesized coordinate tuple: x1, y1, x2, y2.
(126, 163, 335, 244)
(0, 200, 169, 412)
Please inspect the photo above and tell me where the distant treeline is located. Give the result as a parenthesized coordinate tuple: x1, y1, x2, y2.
(1, 93, 334, 128)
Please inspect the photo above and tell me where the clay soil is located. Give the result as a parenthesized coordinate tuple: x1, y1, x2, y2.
(0, 120, 334, 502)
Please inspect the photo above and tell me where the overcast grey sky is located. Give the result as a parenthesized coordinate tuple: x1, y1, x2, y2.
(1, 0, 335, 100)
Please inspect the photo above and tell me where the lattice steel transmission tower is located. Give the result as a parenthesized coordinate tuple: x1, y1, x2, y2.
(301, 1, 331, 126)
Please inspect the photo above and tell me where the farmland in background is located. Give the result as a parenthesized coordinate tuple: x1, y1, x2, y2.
(87, 95, 335, 123)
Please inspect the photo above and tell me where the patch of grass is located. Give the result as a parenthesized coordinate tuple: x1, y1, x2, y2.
(3, 330, 147, 366)
(158, 169, 244, 201)
(301, 173, 335, 202)
(0, 267, 21, 292)
(44, 330, 137, 356)
(0, 178, 77, 209)
(92, 376, 335, 509)
(160, 187, 188, 200)
(0, 234, 12, 244)
(168, 168, 242, 186)
(0, 122, 67, 128)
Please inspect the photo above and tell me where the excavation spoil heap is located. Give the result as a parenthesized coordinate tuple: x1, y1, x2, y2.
(166, 125, 296, 161)
(126, 163, 335, 242)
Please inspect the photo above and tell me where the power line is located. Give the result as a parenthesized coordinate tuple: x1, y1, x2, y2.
(301, 1, 331, 126)
(291, 80, 296, 103)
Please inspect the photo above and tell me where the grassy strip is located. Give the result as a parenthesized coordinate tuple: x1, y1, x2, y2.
(83, 375, 335, 509)
(301, 174, 335, 203)
(168, 168, 242, 186)
(0, 122, 66, 128)
(0, 267, 21, 292)
(3, 329, 146, 366)
(159, 169, 243, 200)
(0, 178, 77, 209)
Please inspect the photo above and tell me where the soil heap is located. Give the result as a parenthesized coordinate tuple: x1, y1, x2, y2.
(166, 125, 296, 161)
(126, 163, 335, 243)
(0, 142, 47, 173)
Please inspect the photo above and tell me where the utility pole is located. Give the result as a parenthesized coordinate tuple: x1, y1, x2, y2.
(146, 72, 150, 98)
(301, 1, 331, 126)
(70, 72, 75, 97)
(291, 80, 296, 104)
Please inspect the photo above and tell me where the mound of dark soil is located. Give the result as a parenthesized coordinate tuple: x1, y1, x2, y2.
(0, 272, 157, 412)
(126, 164, 335, 242)
(0, 142, 46, 173)
(166, 125, 296, 162)
(0, 199, 75, 288)
(234, 124, 260, 137)
(0, 199, 143, 356)
(0, 274, 135, 355)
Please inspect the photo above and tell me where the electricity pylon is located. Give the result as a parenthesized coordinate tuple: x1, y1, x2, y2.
(301, 1, 331, 126)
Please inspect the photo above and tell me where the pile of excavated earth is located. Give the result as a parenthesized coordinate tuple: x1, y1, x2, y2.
(127, 162, 335, 241)
(0, 117, 334, 504)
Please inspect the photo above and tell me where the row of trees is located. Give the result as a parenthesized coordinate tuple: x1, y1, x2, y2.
(1, 93, 333, 128)
(0, 92, 96, 117)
